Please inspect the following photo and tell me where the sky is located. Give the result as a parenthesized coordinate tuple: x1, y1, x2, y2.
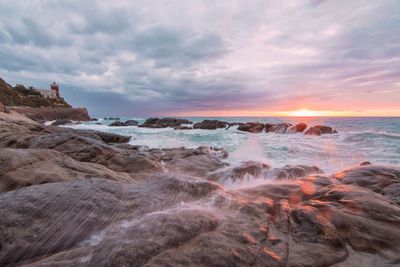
(0, 0, 399, 117)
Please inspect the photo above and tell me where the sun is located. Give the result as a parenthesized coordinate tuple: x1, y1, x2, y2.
(290, 109, 319, 117)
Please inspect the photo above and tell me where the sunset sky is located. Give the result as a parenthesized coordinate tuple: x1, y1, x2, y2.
(0, 0, 399, 116)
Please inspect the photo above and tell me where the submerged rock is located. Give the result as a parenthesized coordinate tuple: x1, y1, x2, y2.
(266, 123, 292, 134)
(305, 125, 338, 135)
(209, 160, 271, 182)
(193, 119, 228, 129)
(237, 122, 265, 133)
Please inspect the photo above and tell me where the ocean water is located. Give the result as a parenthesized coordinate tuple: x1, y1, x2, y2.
(67, 117, 400, 175)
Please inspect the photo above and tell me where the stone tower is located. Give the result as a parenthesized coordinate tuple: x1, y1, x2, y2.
(50, 82, 60, 98)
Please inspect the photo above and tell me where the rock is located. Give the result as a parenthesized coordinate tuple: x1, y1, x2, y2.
(0, 148, 133, 192)
(272, 165, 323, 180)
(209, 160, 270, 182)
(95, 122, 102, 125)
(2, 111, 400, 266)
(193, 120, 228, 130)
(45, 127, 131, 144)
(9, 107, 90, 121)
(226, 122, 244, 129)
(51, 119, 72, 126)
(3, 166, 400, 266)
(286, 123, 307, 133)
(109, 120, 125, 126)
(90, 118, 98, 121)
(174, 126, 193, 130)
(0, 102, 7, 113)
(266, 123, 292, 134)
(104, 117, 120, 120)
(237, 122, 265, 133)
(140, 117, 193, 128)
(305, 125, 338, 136)
(360, 161, 371, 166)
(125, 119, 138, 126)
(160, 146, 229, 177)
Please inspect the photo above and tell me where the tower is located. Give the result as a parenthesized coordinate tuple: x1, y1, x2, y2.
(50, 82, 60, 98)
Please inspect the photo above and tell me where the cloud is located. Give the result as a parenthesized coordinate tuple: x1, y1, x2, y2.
(0, 0, 399, 115)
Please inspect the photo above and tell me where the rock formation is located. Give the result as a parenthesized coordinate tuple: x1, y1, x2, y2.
(0, 111, 398, 266)
(9, 106, 90, 122)
(237, 122, 265, 133)
(286, 123, 307, 133)
(193, 119, 228, 129)
(305, 125, 338, 136)
(140, 117, 193, 128)
(266, 123, 292, 134)
(109, 120, 138, 126)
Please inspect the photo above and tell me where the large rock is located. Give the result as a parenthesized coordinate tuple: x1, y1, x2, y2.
(237, 122, 265, 133)
(109, 120, 138, 126)
(305, 125, 338, 136)
(109, 120, 125, 126)
(140, 117, 192, 128)
(2, 166, 400, 266)
(0, 148, 133, 192)
(125, 119, 138, 126)
(193, 119, 228, 130)
(286, 123, 307, 133)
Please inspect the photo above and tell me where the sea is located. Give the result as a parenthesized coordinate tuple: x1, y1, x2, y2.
(64, 117, 400, 175)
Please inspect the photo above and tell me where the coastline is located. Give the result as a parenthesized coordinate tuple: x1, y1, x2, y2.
(1, 109, 400, 266)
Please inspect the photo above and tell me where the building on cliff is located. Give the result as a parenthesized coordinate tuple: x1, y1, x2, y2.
(37, 82, 60, 99)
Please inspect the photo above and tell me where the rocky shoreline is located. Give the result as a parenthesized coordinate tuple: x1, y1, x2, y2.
(1, 111, 399, 266)
(96, 117, 338, 136)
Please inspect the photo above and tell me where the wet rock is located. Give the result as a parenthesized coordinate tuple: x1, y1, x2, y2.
(1, 111, 400, 266)
(174, 126, 193, 130)
(125, 119, 138, 126)
(266, 123, 292, 134)
(286, 123, 307, 133)
(160, 146, 229, 177)
(109, 120, 125, 126)
(360, 161, 371, 166)
(193, 120, 228, 130)
(305, 125, 338, 135)
(209, 161, 271, 182)
(0, 148, 133, 192)
(51, 119, 72, 126)
(272, 165, 323, 180)
(140, 117, 192, 128)
(237, 122, 265, 133)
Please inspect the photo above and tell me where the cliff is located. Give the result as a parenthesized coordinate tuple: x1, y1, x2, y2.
(0, 77, 71, 108)
(0, 77, 90, 121)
